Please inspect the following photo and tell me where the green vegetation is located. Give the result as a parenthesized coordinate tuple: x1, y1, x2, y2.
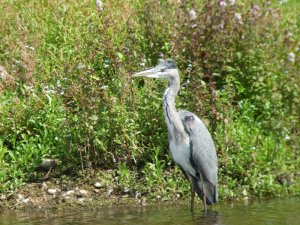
(0, 0, 299, 201)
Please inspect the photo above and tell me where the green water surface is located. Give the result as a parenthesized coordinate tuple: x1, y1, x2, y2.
(0, 197, 299, 225)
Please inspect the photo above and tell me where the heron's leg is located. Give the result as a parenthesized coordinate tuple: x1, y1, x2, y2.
(188, 176, 195, 212)
(199, 173, 207, 212)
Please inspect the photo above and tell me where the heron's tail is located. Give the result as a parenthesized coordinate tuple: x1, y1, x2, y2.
(195, 178, 217, 205)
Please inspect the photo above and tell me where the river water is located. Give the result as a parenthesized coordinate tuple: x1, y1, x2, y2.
(0, 197, 299, 225)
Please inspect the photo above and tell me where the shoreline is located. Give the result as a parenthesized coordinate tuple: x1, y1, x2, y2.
(1, 177, 297, 211)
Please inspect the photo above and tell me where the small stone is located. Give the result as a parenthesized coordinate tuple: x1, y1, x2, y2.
(123, 187, 130, 193)
(66, 190, 75, 196)
(77, 189, 89, 197)
(41, 182, 48, 191)
(40, 159, 56, 171)
(156, 195, 161, 199)
(6, 192, 14, 200)
(106, 187, 113, 197)
(135, 192, 141, 199)
(77, 197, 92, 203)
(47, 189, 57, 195)
(77, 197, 85, 203)
(94, 182, 103, 189)
(94, 189, 100, 193)
(0, 195, 7, 201)
(17, 194, 30, 204)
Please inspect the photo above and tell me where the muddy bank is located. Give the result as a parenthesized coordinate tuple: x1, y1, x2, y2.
(0, 167, 187, 211)
(1, 167, 297, 211)
(0, 180, 153, 210)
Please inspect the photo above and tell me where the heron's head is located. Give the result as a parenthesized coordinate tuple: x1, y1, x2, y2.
(132, 59, 179, 82)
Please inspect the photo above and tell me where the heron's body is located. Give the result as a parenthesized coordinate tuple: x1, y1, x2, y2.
(133, 59, 218, 211)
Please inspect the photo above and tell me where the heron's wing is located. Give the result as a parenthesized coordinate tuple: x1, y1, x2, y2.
(179, 111, 218, 204)
(178, 110, 218, 185)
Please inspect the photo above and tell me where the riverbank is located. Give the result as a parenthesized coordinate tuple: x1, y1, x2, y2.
(1, 168, 299, 211)
(0, 174, 184, 211)
(0, 180, 139, 210)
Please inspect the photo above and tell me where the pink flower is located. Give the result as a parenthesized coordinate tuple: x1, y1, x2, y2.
(288, 52, 295, 62)
(251, 5, 261, 16)
(235, 13, 241, 20)
(234, 13, 242, 24)
(96, 0, 103, 12)
(189, 9, 197, 20)
(219, 1, 227, 9)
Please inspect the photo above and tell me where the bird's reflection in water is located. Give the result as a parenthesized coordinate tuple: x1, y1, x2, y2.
(194, 210, 221, 225)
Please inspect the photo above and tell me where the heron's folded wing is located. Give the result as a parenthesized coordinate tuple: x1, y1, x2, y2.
(179, 111, 218, 186)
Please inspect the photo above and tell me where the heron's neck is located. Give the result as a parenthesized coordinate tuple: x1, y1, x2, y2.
(163, 79, 187, 143)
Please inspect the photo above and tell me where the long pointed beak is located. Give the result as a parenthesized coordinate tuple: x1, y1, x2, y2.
(132, 68, 160, 78)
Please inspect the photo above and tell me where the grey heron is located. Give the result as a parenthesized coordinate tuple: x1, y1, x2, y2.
(132, 59, 218, 211)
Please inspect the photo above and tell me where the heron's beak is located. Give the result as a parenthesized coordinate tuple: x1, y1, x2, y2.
(132, 68, 161, 78)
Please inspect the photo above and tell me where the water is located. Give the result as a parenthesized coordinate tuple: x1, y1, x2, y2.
(0, 198, 299, 225)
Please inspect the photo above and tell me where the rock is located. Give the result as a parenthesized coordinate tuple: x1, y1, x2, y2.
(77, 189, 89, 198)
(62, 190, 75, 197)
(94, 182, 103, 189)
(79, 189, 89, 195)
(77, 197, 92, 203)
(17, 194, 29, 204)
(135, 192, 141, 199)
(106, 187, 113, 197)
(123, 187, 130, 193)
(66, 190, 75, 196)
(77, 197, 85, 203)
(6, 192, 14, 200)
(0, 194, 7, 201)
(41, 182, 48, 191)
(47, 189, 58, 195)
(40, 159, 56, 171)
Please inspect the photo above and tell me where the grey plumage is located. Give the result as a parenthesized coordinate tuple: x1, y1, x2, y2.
(132, 59, 218, 211)
(179, 110, 218, 204)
